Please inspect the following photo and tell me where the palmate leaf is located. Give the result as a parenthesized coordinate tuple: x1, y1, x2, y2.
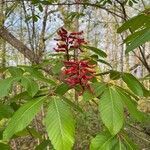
(83, 90, 94, 101)
(52, 60, 64, 75)
(124, 28, 148, 44)
(113, 137, 137, 150)
(45, 97, 75, 150)
(99, 86, 124, 135)
(3, 96, 45, 140)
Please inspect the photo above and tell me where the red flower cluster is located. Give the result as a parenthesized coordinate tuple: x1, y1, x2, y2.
(54, 27, 96, 93)
(63, 60, 95, 90)
(54, 27, 86, 52)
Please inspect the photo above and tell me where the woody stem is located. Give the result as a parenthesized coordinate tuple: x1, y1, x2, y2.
(66, 37, 69, 61)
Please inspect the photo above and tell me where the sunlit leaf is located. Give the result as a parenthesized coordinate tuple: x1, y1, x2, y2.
(3, 96, 45, 140)
(45, 97, 75, 150)
(99, 86, 124, 135)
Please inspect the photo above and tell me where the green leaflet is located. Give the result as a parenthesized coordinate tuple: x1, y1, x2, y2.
(91, 82, 106, 97)
(3, 96, 45, 140)
(20, 66, 56, 86)
(35, 140, 51, 150)
(113, 138, 126, 150)
(21, 76, 39, 97)
(45, 97, 75, 150)
(14, 127, 42, 140)
(8, 67, 24, 77)
(61, 96, 83, 113)
(83, 90, 94, 101)
(90, 132, 137, 150)
(121, 133, 138, 150)
(9, 91, 32, 102)
(52, 60, 64, 75)
(99, 86, 124, 135)
(55, 83, 70, 95)
(0, 143, 10, 150)
(0, 77, 20, 98)
(109, 70, 121, 80)
(125, 29, 150, 54)
(90, 132, 117, 150)
(122, 73, 145, 96)
(116, 86, 146, 122)
(83, 45, 107, 58)
(97, 59, 112, 68)
(117, 14, 148, 33)
(0, 104, 14, 120)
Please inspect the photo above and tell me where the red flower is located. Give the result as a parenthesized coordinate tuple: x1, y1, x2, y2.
(54, 27, 86, 53)
(63, 60, 95, 91)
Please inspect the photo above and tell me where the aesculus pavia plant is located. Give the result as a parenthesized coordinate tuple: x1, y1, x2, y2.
(54, 27, 95, 93)
(1, 27, 150, 150)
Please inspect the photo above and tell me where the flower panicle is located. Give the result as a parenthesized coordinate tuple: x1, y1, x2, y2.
(53, 27, 86, 53)
(62, 60, 95, 91)
(53, 27, 96, 94)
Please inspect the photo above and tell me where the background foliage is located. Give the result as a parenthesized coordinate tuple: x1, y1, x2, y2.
(0, 0, 150, 149)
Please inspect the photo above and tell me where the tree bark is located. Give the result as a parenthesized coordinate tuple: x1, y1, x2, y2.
(0, 26, 39, 63)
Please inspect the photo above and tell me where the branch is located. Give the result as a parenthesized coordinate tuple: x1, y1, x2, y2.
(130, 54, 150, 71)
(0, 26, 39, 63)
(3, 1, 124, 19)
(139, 48, 150, 73)
(49, 2, 124, 19)
(21, 0, 35, 51)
